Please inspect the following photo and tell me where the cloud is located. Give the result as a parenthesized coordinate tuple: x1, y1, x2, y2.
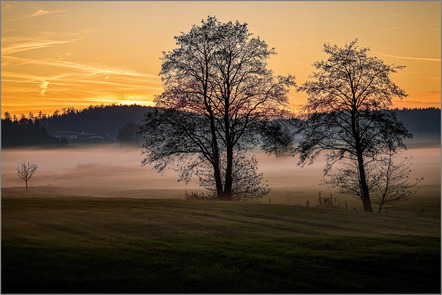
(30, 9, 67, 18)
(396, 99, 440, 106)
(2, 59, 162, 103)
(40, 81, 49, 96)
(4, 8, 67, 22)
(1, 27, 98, 55)
(2, 55, 160, 81)
(1, 25, 161, 111)
(382, 24, 411, 32)
(1, 38, 82, 55)
(373, 51, 441, 62)
(2, 65, 162, 95)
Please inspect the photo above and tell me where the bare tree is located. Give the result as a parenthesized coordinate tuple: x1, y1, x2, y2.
(296, 39, 411, 212)
(323, 152, 423, 213)
(17, 162, 38, 191)
(140, 16, 294, 200)
(324, 151, 422, 213)
(372, 152, 423, 213)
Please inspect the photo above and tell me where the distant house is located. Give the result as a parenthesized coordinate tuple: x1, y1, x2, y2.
(53, 131, 80, 140)
(51, 131, 110, 143)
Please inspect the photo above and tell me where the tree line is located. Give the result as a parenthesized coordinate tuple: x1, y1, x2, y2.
(3, 104, 437, 146)
(40, 104, 154, 138)
(1, 114, 68, 148)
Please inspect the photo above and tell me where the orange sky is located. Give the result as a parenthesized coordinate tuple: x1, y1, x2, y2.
(1, 1, 440, 117)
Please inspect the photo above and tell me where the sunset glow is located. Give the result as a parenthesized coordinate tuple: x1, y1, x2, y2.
(1, 1, 440, 117)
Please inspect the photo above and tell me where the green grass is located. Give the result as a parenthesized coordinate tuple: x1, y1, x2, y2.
(2, 191, 440, 293)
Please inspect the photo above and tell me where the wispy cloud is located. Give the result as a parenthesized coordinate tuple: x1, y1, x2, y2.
(4, 8, 67, 22)
(2, 54, 162, 102)
(2, 38, 82, 55)
(1, 19, 160, 114)
(2, 66, 160, 88)
(399, 72, 441, 80)
(382, 24, 411, 32)
(40, 81, 49, 96)
(1, 28, 97, 55)
(373, 51, 441, 62)
(30, 9, 67, 18)
(2, 55, 160, 81)
(396, 99, 440, 106)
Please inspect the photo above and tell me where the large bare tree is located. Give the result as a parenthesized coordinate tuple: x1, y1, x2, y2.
(140, 16, 294, 200)
(296, 40, 411, 212)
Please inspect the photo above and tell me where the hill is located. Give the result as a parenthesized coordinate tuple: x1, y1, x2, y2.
(39, 105, 154, 143)
(42, 105, 440, 138)
(394, 107, 440, 137)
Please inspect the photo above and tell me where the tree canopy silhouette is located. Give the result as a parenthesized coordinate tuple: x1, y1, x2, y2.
(1, 113, 68, 148)
(296, 39, 411, 212)
(140, 16, 295, 200)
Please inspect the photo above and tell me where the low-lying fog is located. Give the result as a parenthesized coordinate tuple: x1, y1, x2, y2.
(2, 144, 440, 202)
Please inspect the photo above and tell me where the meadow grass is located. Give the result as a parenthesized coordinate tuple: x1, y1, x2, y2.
(2, 190, 440, 293)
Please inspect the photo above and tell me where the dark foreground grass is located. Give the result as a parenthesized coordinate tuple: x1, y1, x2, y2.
(2, 194, 440, 293)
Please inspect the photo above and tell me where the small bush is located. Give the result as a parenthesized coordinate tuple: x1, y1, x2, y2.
(184, 191, 216, 201)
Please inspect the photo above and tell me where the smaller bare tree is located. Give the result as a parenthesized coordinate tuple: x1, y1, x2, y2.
(372, 152, 423, 213)
(17, 162, 38, 191)
(324, 152, 422, 213)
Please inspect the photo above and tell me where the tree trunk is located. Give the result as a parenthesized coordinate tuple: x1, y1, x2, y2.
(351, 107, 373, 213)
(361, 195, 373, 213)
(212, 160, 224, 199)
(221, 63, 233, 202)
(25, 180, 28, 192)
(378, 202, 384, 214)
(209, 117, 223, 199)
(222, 145, 234, 201)
(206, 97, 224, 200)
(356, 149, 373, 212)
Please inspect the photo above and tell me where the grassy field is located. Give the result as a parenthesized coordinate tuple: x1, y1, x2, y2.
(2, 189, 440, 293)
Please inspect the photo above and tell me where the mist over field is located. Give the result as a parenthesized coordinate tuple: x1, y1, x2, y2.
(2, 144, 440, 204)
